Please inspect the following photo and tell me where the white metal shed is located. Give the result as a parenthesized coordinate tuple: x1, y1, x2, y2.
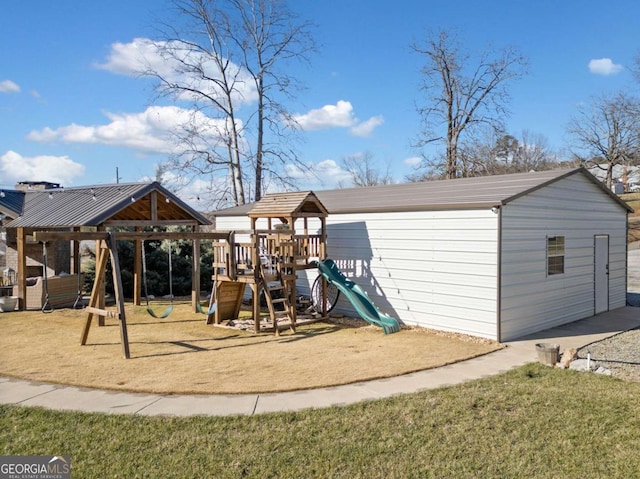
(213, 168, 631, 341)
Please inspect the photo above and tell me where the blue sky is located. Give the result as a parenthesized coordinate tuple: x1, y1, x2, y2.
(1, 0, 639, 208)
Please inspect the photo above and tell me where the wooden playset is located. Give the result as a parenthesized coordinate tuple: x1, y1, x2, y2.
(33, 191, 330, 358)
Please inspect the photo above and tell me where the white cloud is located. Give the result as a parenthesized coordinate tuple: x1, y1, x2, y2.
(95, 38, 158, 76)
(96, 37, 258, 105)
(285, 159, 351, 189)
(293, 100, 383, 136)
(0, 80, 20, 93)
(1, 150, 85, 185)
(404, 156, 422, 168)
(293, 100, 356, 130)
(588, 58, 623, 75)
(27, 105, 232, 154)
(349, 115, 384, 137)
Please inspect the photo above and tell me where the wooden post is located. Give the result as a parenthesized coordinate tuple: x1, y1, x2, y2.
(16, 227, 27, 310)
(72, 227, 80, 275)
(228, 231, 236, 280)
(133, 226, 141, 306)
(81, 239, 109, 346)
(192, 224, 200, 313)
(107, 232, 130, 359)
(96, 225, 106, 326)
(81, 234, 130, 359)
(252, 282, 260, 333)
(251, 218, 261, 333)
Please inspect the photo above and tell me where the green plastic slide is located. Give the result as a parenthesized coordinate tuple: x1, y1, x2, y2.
(317, 259, 400, 334)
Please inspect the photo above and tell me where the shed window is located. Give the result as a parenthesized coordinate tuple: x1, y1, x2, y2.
(547, 236, 565, 276)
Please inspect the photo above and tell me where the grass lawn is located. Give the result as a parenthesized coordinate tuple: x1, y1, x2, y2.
(3, 363, 640, 478)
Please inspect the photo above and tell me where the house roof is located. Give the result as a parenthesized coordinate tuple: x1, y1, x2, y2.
(215, 168, 633, 217)
(0, 190, 26, 219)
(5, 182, 211, 228)
(248, 191, 328, 219)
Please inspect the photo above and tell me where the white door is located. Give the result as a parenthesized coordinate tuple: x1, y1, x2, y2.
(594, 235, 609, 314)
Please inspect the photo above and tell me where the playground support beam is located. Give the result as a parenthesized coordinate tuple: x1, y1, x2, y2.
(191, 224, 200, 314)
(16, 227, 27, 311)
(34, 230, 234, 314)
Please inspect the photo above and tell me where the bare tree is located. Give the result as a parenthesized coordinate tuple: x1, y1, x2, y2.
(452, 130, 558, 177)
(412, 30, 527, 179)
(339, 152, 394, 187)
(567, 91, 640, 188)
(146, 0, 314, 206)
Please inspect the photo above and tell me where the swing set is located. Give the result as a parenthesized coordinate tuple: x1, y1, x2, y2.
(33, 230, 235, 358)
(141, 240, 174, 319)
(31, 191, 330, 358)
(140, 239, 218, 319)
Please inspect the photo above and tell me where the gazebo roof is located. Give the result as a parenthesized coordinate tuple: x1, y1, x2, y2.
(5, 182, 210, 228)
(0, 189, 26, 220)
(247, 191, 328, 219)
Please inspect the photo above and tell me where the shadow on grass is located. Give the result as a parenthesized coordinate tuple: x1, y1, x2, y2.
(275, 325, 342, 343)
(88, 326, 342, 359)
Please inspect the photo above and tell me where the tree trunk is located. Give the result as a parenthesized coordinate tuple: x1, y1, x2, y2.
(255, 77, 264, 202)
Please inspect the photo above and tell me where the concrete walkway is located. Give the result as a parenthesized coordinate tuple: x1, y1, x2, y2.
(1, 307, 639, 417)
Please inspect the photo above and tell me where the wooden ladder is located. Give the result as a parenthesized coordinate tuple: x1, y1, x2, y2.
(260, 261, 296, 336)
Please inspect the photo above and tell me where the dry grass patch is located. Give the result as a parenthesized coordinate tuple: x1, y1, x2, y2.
(0, 303, 501, 394)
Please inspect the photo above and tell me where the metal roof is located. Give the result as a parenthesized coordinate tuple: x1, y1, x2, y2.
(215, 168, 633, 216)
(5, 182, 211, 228)
(0, 190, 26, 219)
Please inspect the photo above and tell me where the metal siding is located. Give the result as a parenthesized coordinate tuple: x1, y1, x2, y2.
(319, 210, 499, 339)
(500, 174, 628, 341)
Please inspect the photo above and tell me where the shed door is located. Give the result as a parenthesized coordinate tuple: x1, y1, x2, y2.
(594, 235, 609, 314)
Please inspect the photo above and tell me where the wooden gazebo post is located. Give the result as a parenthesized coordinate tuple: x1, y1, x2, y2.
(192, 224, 201, 313)
(251, 216, 261, 333)
(16, 227, 27, 311)
(133, 226, 142, 306)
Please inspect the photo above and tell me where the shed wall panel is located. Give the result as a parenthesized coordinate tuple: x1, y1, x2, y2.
(316, 210, 499, 338)
(499, 174, 628, 341)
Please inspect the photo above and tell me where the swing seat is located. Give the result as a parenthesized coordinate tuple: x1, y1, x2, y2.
(146, 304, 174, 319)
(196, 301, 217, 315)
(141, 240, 175, 320)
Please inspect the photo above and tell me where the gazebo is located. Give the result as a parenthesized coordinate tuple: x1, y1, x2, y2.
(1, 181, 210, 311)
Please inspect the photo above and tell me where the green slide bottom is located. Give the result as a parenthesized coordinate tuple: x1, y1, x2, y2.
(317, 259, 401, 334)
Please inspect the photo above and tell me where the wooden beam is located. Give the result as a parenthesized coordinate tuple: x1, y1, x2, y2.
(34, 231, 234, 242)
(102, 220, 198, 227)
(150, 191, 158, 222)
(72, 228, 80, 275)
(133, 226, 141, 306)
(16, 227, 27, 310)
(251, 282, 260, 333)
(80, 234, 130, 358)
(97, 225, 106, 326)
(192, 225, 200, 313)
(81, 239, 109, 345)
(107, 232, 130, 359)
(85, 306, 119, 319)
